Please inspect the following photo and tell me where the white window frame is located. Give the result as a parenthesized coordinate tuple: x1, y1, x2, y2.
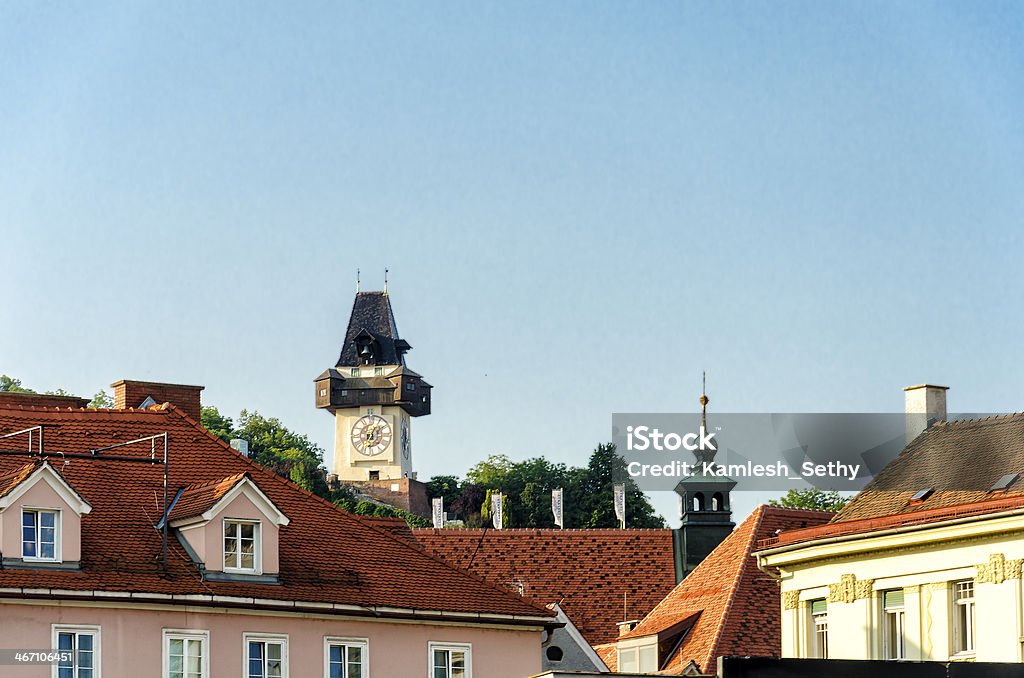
(808, 600, 828, 659)
(428, 642, 471, 678)
(244, 633, 288, 678)
(22, 507, 61, 562)
(162, 629, 209, 678)
(223, 519, 261, 574)
(881, 591, 905, 660)
(951, 580, 976, 656)
(323, 637, 368, 678)
(52, 624, 100, 678)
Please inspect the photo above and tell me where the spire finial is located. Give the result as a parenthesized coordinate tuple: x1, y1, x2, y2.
(699, 370, 709, 430)
(356, 269, 360, 293)
(384, 268, 389, 294)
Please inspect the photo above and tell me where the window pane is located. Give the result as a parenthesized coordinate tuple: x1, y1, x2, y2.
(22, 540, 36, 557)
(169, 653, 183, 675)
(348, 645, 363, 678)
(78, 634, 93, 651)
(226, 522, 239, 538)
(451, 650, 465, 669)
(79, 649, 94, 668)
(241, 523, 255, 540)
(41, 541, 55, 559)
(41, 512, 55, 528)
(267, 643, 281, 661)
(241, 544, 255, 570)
(58, 632, 74, 652)
(23, 511, 35, 528)
(79, 670, 93, 678)
(58, 668, 73, 678)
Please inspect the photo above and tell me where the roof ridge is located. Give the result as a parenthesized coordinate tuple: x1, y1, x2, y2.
(934, 412, 1024, 428)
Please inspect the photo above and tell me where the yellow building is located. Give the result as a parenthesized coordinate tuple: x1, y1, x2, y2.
(755, 384, 1024, 664)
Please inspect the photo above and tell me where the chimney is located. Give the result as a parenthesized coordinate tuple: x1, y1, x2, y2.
(111, 380, 204, 422)
(230, 438, 249, 457)
(904, 384, 948, 444)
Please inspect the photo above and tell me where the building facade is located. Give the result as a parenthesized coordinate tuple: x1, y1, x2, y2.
(755, 384, 1024, 665)
(0, 387, 551, 678)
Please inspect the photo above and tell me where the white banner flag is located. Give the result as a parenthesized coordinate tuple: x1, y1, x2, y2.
(552, 488, 564, 528)
(491, 492, 504, 530)
(613, 483, 626, 528)
(432, 497, 444, 529)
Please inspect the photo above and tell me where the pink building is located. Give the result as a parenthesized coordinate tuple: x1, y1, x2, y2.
(0, 394, 554, 678)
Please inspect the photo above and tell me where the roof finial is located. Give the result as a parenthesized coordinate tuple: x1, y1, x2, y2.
(384, 268, 389, 294)
(699, 370, 709, 431)
(356, 269, 360, 294)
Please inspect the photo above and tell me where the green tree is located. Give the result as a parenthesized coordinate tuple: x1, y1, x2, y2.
(567, 443, 665, 529)
(233, 410, 329, 497)
(0, 375, 33, 393)
(88, 390, 114, 409)
(200, 406, 235, 442)
(425, 475, 462, 511)
(769, 488, 849, 512)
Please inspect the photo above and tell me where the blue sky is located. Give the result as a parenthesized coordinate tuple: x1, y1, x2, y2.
(3, 2, 1023, 525)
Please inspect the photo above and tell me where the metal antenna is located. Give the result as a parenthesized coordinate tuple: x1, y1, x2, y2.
(356, 269, 360, 293)
(384, 268, 389, 294)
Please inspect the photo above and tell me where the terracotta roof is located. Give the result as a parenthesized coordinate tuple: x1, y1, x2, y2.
(0, 461, 40, 498)
(593, 643, 618, 672)
(167, 472, 247, 522)
(622, 506, 833, 675)
(0, 404, 553, 624)
(412, 527, 676, 646)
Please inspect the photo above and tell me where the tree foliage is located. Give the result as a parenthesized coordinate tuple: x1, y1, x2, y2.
(434, 443, 665, 529)
(769, 488, 850, 512)
(89, 390, 114, 409)
(0, 375, 33, 393)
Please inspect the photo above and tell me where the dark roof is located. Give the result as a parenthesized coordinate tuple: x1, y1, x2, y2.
(832, 412, 1024, 523)
(619, 506, 833, 675)
(0, 404, 554, 624)
(336, 292, 406, 367)
(412, 528, 676, 646)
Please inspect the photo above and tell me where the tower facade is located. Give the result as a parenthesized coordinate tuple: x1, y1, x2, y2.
(315, 291, 432, 482)
(672, 383, 735, 580)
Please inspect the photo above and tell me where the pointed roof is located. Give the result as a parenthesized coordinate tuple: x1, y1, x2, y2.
(336, 291, 406, 367)
(0, 460, 92, 515)
(620, 506, 832, 675)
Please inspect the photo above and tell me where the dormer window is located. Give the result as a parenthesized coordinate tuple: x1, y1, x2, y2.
(0, 461, 90, 568)
(224, 519, 260, 573)
(22, 508, 58, 561)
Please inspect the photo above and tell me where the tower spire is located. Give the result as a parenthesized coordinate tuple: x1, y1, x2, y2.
(356, 269, 360, 293)
(384, 268, 389, 294)
(699, 370, 709, 432)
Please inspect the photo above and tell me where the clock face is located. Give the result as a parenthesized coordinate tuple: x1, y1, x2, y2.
(400, 418, 410, 459)
(351, 415, 392, 457)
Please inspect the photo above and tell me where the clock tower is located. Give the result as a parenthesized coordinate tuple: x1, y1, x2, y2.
(315, 289, 432, 482)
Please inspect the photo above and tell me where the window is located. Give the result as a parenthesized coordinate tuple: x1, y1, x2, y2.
(406, 382, 416, 391)
(430, 643, 470, 678)
(319, 389, 327, 397)
(809, 599, 828, 658)
(325, 638, 366, 678)
(224, 520, 260, 573)
(53, 625, 99, 678)
(23, 508, 59, 561)
(246, 635, 287, 678)
(617, 645, 657, 672)
(163, 630, 207, 678)
(952, 580, 975, 655)
(350, 368, 359, 377)
(374, 367, 384, 376)
(882, 589, 905, 660)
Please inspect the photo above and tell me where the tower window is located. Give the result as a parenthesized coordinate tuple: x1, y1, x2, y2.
(406, 383, 416, 391)
(712, 492, 724, 511)
(350, 368, 359, 377)
(374, 367, 384, 376)
(692, 493, 705, 512)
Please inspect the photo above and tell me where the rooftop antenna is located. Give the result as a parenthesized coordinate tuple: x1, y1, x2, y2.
(356, 269, 360, 293)
(384, 268, 389, 294)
